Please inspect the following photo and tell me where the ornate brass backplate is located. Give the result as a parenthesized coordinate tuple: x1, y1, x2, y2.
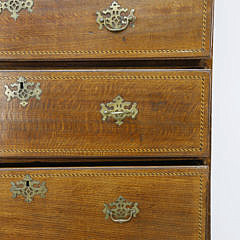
(100, 95, 138, 126)
(103, 196, 139, 223)
(96, 1, 136, 32)
(4, 76, 42, 107)
(0, 0, 34, 20)
(10, 175, 47, 203)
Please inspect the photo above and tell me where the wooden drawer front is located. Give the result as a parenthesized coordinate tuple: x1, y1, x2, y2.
(0, 70, 210, 158)
(0, 0, 213, 60)
(0, 167, 208, 240)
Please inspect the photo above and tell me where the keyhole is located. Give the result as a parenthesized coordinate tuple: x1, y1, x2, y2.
(26, 181, 29, 187)
(20, 82, 24, 89)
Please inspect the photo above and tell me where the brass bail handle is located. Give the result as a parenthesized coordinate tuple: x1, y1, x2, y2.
(103, 196, 140, 223)
(100, 95, 138, 126)
(109, 208, 136, 224)
(96, 1, 136, 32)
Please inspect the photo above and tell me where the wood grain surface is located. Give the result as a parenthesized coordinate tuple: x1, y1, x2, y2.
(0, 166, 209, 240)
(0, 0, 213, 60)
(0, 70, 211, 158)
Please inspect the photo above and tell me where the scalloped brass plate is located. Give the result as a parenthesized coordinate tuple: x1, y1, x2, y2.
(96, 1, 136, 32)
(100, 95, 138, 126)
(4, 76, 42, 107)
(0, 0, 34, 20)
(10, 175, 47, 203)
(103, 196, 139, 223)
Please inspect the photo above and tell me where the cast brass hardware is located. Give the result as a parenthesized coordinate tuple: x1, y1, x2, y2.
(103, 196, 139, 223)
(96, 1, 136, 32)
(100, 95, 138, 126)
(4, 76, 42, 107)
(10, 175, 47, 203)
(0, 0, 34, 20)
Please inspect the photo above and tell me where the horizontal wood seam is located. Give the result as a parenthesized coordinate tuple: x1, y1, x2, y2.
(0, 75, 203, 81)
(0, 49, 204, 55)
(0, 172, 208, 178)
(0, 148, 202, 153)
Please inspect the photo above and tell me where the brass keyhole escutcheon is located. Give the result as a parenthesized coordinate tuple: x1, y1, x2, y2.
(10, 175, 47, 203)
(4, 76, 42, 107)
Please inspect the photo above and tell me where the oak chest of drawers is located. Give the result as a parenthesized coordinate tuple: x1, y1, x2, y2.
(0, 0, 214, 239)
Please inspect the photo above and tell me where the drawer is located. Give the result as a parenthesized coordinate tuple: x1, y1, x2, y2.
(0, 0, 213, 60)
(0, 70, 210, 158)
(0, 166, 209, 240)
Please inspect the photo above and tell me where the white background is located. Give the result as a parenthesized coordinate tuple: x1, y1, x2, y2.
(212, 0, 240, 239)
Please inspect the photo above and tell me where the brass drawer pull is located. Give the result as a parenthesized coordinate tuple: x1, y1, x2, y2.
(103, 196, 139, 223)
(4, 76, 42, 107)
(0, 0, 34, 20)
(100, 95, 138, 126)
(96, 1, 136, 32)
(10, 175, 47, 203)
